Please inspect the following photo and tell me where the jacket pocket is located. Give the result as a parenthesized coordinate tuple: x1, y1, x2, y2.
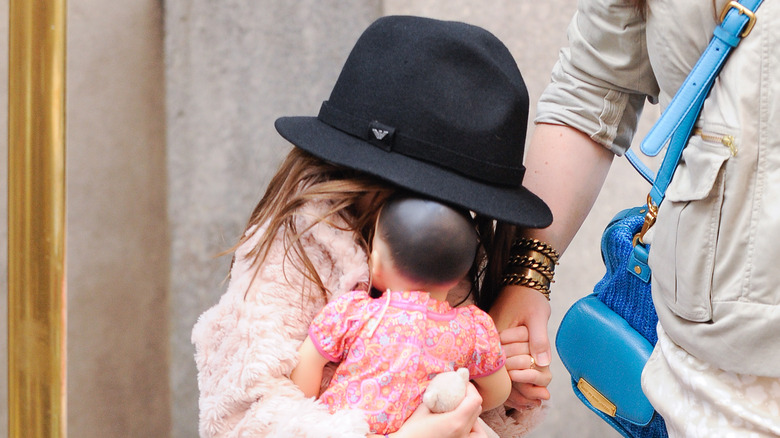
(649, 133, 732, 322)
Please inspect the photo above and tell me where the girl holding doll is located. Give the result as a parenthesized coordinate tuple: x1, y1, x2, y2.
(192, 15, 552, 438)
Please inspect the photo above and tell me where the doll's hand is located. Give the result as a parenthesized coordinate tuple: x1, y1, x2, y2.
(499, 325, 551, 410)
(392, 383, 486, 438)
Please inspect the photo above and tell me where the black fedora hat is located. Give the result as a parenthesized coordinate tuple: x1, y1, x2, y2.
(275, 15, 552, 228)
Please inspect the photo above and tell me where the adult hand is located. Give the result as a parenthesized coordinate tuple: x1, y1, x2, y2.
(490, 285, 552, 409)
(499, 325, 551, 409)
(490, 285, 551, 367)
(392, 383, 486, 438)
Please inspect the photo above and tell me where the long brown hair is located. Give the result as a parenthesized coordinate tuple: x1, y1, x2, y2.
(473, 217, 516, 311)
(235, 148, 394, 302)
(235, 147, 515, 311)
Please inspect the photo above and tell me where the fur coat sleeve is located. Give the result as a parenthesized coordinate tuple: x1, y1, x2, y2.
(191, 201, 545, 437)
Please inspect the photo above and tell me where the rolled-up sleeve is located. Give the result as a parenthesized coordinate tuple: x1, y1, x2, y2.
(535, 0, 659, 154)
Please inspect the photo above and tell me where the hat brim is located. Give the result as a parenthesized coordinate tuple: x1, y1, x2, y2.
(275, 116, 552, 228)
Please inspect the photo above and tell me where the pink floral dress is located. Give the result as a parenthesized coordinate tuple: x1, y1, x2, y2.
(308, 289, 506, 435)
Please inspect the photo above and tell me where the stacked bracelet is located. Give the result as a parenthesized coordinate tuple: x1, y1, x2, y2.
(502, 237, 560, 300)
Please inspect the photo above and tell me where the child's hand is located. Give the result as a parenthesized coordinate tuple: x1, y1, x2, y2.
(499, 325, 551, 410)
(392, 383, 486, 438)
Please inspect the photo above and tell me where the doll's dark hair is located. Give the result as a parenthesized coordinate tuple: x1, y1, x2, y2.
(376, 196, 478, 287)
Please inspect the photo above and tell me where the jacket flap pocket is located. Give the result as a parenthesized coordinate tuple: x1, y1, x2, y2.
(666, 134, 732, 203)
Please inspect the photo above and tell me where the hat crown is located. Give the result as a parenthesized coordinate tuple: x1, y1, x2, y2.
(275, 16, 552, 227)
(320, 16, 529, 187)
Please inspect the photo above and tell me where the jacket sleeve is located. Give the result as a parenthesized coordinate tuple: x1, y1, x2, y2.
(535, 0, 659, 154)
(192, 210, 372, 438)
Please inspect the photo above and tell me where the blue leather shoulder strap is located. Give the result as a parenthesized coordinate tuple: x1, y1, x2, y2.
(628, 0, 762, 280)
(636, 0, 762, 207)
(625, 150, 654, 184)
(626, 1, 763, 187)
(641, 0, 761, 205)
(644, 0, 762, 208)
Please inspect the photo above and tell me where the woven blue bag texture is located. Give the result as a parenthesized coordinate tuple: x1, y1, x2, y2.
(595, 208, 659, 345)
(590, 206, 667, 438)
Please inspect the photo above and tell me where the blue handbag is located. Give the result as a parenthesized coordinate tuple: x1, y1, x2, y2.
(556, 208, 664, 438)
(555, 2, 762, 437)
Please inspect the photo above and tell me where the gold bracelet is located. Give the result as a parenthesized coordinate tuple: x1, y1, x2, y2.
(511, 237, 560, 264)
(502, 267, 552, 300)
(507, 250, 556, 280)
(504, 238, 560, 300)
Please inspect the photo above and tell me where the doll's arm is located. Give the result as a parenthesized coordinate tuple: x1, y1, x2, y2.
(471, 368, 511, 412)
(290, 336, 331, 398)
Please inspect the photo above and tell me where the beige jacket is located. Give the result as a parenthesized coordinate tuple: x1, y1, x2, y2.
(537, 0, 780, 377)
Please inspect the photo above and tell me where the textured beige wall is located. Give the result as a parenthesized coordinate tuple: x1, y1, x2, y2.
(2, 1, 169, 437)
(66, 1, 169, 436)
(168, 2, 655, 437)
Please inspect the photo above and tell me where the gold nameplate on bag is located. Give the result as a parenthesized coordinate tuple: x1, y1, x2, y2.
(577, 378, 617, 417)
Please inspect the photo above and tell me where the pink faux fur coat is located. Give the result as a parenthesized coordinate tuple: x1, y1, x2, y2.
(192, 201, 545, 437)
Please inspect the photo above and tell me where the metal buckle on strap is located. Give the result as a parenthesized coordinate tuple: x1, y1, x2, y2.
(719, 1, 757, 37)
(633, 195, 658, 247)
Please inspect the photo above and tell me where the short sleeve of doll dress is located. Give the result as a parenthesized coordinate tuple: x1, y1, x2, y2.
(308, 290, 372, 362)
(467, 307, 506, 378)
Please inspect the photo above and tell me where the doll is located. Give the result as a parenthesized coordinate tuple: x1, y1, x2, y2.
(423, 368, 499, 438)
(291, 196, 511, 436)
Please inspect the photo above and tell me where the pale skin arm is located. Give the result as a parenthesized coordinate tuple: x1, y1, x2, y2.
(490, 123, 615, 409)
(472, 368, 512, 412)
(290, 336, 330, 398)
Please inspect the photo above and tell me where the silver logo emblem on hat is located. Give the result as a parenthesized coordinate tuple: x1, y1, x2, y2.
(371, 128, 389, 140)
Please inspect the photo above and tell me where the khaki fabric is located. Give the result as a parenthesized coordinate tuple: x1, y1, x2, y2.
(537, 0, 780, 377)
